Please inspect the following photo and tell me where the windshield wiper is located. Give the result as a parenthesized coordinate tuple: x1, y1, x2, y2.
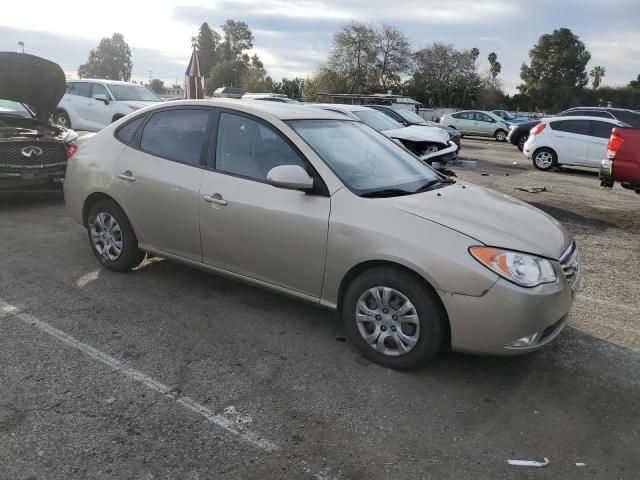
(360, 188, 412, 198)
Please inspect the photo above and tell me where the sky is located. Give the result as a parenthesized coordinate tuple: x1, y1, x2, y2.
(1, 0, 639, 93)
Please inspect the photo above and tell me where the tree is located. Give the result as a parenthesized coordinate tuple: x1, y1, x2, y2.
(78, 33, 132, 81)
(192, 22, 221, 79)
(221, 20, 254, 61)
(327, 22, 379, 93)
(148, 78, 165, 94)
(519, 28, 591, 111)
(488, 52, 502, 85)
(589, 65, 606, 89)
(375, 25, 412, 91)
(271, 77, 305, 100)
(629, 74, 640, 89)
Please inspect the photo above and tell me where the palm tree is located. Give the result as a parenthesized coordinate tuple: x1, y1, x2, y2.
(590, 66, 606, 89)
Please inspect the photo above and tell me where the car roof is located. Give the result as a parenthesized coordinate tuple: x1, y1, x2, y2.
(68, 79, 141, 86)
(567, 106, 633, 112)
(543, 115, 626, 124)
(139, 99, 349, 121)
(309, 103, 372, 113)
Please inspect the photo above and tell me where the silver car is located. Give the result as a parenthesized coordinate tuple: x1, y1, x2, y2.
(64, 99, 580, 370)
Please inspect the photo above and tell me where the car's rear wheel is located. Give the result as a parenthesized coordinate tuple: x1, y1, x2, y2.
(87, 200, 145, 271)
(516, 133, 528, 151)
(52, 110, 71, 129)
(494, 129, 508, 142)
(342, 266, 447, 370)
(533, 148, 557, 171)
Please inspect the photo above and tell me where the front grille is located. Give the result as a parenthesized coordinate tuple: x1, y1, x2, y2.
(560, 242, 581, 290)
(0, 141, 67, 168)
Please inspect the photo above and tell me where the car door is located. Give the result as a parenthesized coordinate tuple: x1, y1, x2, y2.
(548, 119, 590, 165)
(90, 83, 114, 129)
(476, 113, 496, 136)
(113, 108, 211, 261)
(586, 120, 616, 166)
(65, 82, 92, 130)
(450, 112, 472, 134)
(199, 110, 330, 298)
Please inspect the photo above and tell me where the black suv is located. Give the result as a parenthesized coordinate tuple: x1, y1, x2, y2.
(0, 52, 77, 191)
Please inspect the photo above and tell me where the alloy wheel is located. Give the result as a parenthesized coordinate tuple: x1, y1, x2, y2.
(496, 131, 507, 141)
(355, 287, 420, 356)
(534, 151, 554, 169)
(90, 212, 123, 262)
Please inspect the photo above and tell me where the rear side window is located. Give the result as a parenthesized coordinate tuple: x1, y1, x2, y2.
(452, 112, 468, 119)
(589, 121, 615, 139)
(140, 109, 210, 165)
(613, 110, 640, 127)
(115, 116, 145, 144)
(549, 120, 589, 135)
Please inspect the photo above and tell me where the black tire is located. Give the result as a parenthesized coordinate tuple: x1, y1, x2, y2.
(112, 114, 124, 123)
(494, 129, 508, 142)
(86, 199, 145, 272)
(516, 133, 528, 151)
(52, 110, 71, 129)
(532, 148, 558, 171)
(342, 266, 447, 370)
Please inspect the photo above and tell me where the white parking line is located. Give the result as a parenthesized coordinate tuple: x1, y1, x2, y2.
(0, 300, 278, 453)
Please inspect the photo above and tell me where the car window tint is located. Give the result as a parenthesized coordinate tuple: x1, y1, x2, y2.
(116, 116, 145, 144)
(91, 83, 110, 99)
(590, 121, 615, 139)
(452, 112, 466, 119)
(65, 83, 73, 94)
(549, 119, 590, 135)
(613, 110, 640, 127)
(140, 109, 209, 165)
(478, 113, 493, 122)
(579, 110, 612, 119)
(73, 83, 92, 98)
(215, 112, 306, 181)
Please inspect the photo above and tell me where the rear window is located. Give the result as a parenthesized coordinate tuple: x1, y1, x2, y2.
(549, 120, 589, 135)
(140, 109, 210, 165)
(115, 116, 145, 144)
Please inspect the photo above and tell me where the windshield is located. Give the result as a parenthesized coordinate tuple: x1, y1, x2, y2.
(0, 99, 32, 118)
(288, 119, 443, 195)
(352, 109, 403, 132)
(108, 85, 160, 102)
(395, 109, 427, 124)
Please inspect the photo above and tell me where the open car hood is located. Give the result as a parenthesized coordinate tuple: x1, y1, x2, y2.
(0, 52, 65, 120)
(382, 125, 450, 144)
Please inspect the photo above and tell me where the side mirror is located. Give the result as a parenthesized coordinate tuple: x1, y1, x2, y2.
(94, 93, 109, 104)
(266, 165, 314, 191)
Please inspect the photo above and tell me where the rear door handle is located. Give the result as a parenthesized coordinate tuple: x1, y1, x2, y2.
(203, 194, 227, 206)
(117, 171, 136, 182)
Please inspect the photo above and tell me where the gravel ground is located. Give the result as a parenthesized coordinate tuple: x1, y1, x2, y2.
(0, 137, 638, 479)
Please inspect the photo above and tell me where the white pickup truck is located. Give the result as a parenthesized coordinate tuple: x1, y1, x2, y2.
(53, 79, 161, 132)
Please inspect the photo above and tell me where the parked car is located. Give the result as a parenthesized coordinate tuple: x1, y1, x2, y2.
(556, 107, 640, 127)
(53, 79, 161, 132)
(440, 110, 511, 141)
(0, 52, 78, 191)
(309, 104, 457, 165)
(65, 100, 579, 370)
(369, 105, 462, 150)
(523, 116, 629, 171)
(600, 127, 640, 193)
(242, 93, 300, 104)
(491, 110, 529, 124)
(507, 120, 540, 151)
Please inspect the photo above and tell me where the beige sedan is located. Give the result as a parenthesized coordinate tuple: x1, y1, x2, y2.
(64, 100, 580, 370)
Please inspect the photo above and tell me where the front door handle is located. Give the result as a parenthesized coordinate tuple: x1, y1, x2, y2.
(117, 171, 136, 182)
(203, 193, 227, 206)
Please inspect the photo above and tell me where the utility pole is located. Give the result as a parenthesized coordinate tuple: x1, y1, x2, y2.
(18, 41, 24, 53)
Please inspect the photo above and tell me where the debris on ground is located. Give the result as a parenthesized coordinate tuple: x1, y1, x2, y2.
(481, 173, 490, 176)
(576, 463, 586, 467)
(516, 186, 547, 193)
(507, 458, 550, 467)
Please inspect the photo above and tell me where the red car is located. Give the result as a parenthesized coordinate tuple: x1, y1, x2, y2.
(600, 127, 640, 194)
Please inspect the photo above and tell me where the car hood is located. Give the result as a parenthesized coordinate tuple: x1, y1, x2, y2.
(0, 115, 70, 142)
(382, 125, 450, 144)
(0, 52, 66, 120)
(381, 182, 571, 260)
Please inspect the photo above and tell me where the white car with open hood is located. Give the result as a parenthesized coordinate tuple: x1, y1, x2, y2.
(309, 104, 458, 166)
(53, 79, 162, 132)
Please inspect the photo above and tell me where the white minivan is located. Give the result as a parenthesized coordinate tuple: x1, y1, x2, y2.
(53, 79, 161, 132)
(523, 116, 629, 171)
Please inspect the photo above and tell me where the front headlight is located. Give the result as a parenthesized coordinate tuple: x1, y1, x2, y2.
(470, 246, 557, 287)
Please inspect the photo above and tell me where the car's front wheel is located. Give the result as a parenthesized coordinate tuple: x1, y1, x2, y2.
(516, 133, 528, 151)
(342, 267, 447, 370)
(494, 129, 508, 142)
(52, 110, 71, 129)
(532, 148, 557, 171)
(87, 200, 145, 271)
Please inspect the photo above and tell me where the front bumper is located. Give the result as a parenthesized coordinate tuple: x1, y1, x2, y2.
(0, 164, 66, 190)
(599, 159, 614, 187)
(419, 142, 458, 165)
(438, 254, 579, 355)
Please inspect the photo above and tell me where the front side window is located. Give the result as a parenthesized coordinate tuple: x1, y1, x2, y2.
(550, 120, 590, 135)
(91, 83, 110, 99)
(215, 112, 306, 181)
(140, 109, 209, 165)
(289, 119, 443, 196)
(109, 85, 160, 102)
(352, 109, 403, 131)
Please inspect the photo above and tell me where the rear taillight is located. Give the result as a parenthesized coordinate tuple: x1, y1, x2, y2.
(66, 143, 78, 158)
(530, 123, 546, 135)
(607, 132, 624, 159)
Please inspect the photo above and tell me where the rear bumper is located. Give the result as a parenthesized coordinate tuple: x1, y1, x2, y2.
(599, 159, 614, 187)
